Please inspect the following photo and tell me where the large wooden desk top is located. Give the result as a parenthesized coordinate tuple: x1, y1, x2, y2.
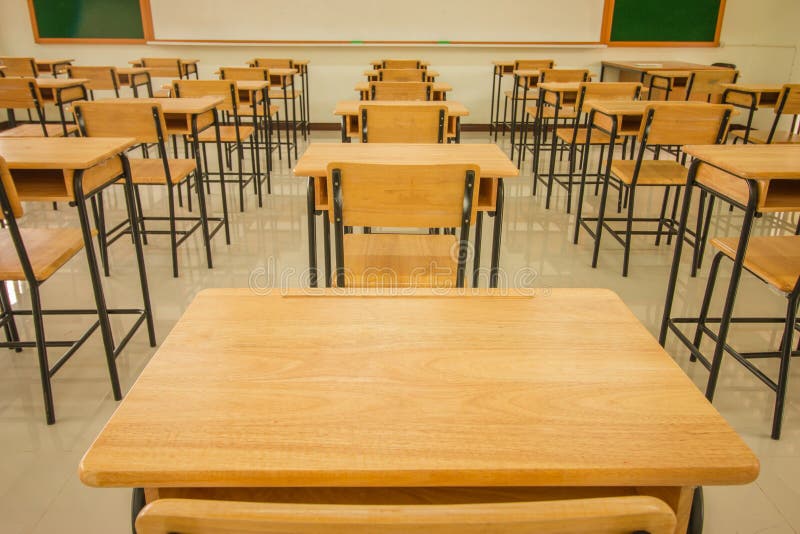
(79, 288, 758, 489)
(0, 137, 135, 201)
(112, 96, 223, 114)
(355, 81, 452, 93)
(294, 143, 518, 178)
(602, 61, 724, 72)
(334, 100, 469, 117)
(684, 145, 800, 180)
(0, 137, 134, 170)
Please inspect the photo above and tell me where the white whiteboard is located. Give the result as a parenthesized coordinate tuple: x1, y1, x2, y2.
(150, 0, 605, 43)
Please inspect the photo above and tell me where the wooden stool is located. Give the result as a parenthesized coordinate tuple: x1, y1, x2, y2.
(693, 235, 800, 439)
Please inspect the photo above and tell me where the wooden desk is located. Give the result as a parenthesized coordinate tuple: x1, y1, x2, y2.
(333, 100, 469, 142)
(719, 84, 784, 142)
(370, 60, 430, 68)
(526, 82, 582, 206)
(35, 58, 74, 77)
(490, 61, 516, 139)
(110, 96, 232, 242)
(365, 69, 439, 82)
(35, 78, 89, 135)
(117, 67, 153, 97)
(80, 288, 758, 534)
(0, 137, 156, 405)
(245, 59, 312, 139)
(508, 70, 543, 164)
(356, 82, 452, 102)
(294, 143, 518, 288)
(660, 145, 800, 434)
(601, 61, 724, 83)
(128, 59, 199, 79)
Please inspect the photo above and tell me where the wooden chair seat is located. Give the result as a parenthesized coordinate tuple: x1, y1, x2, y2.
(340, 233, 458, 288)
(195, 125, 255, 143)
(525, 105, 577, 119)
(504, 89, 538, 100)
(129, 158, 197, 185)
(729, 129, 800, 144)
(0, 123, 78, 138)
(610, 160, 688, 186)
(711, 235, 800, 293)
(0, 228, 85, 282)
(555, 127, 613, 145)
(268, 89, 302, 100)
(238, 104, 280, 117)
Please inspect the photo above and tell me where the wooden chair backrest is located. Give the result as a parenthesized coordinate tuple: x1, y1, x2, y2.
(253, 58, 293, 69)
(776, 84, 800, 115)
(327, 162, 480, 229)
(379, 69, 426, 82)
(172, 79, 239, 113)
(0, 57, 37, 77)
(136, 496, 676, 534)
(74, 100, 168, 145)
(686, 69, 738, 102)
(514, 59, 555, 70)
(383, 59, 421, 69)
(0, 77, 43, 109)
(67, 66, 120, 92)
(578, 82, 641, 112)
(219, 67, 270, 82)
(369, 81, 432, 101)
(540, 68, 590, 83)
(141, 58, 183, 77)
(0, 156, 23, 220)
(641, 103, 733, 146)
(358, 103, 447, 143)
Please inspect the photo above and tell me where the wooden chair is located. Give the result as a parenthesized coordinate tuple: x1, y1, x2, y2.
(252, 58, 304, 162)
(141, 58, 196, 79)
(369, 81, 432, 101)
(173, 79, 263, 211)
(379, 69, 427, 82)
(218, 66, 281, 184)
(0, 77, 78, 137)
(136, 496, 676, 533)
(74, 100, 216, 278)
(598, 103, 733, 276)
(0, 56, 37, 77)
(66, 66, 121, 98)
(516, 69, 590, 172)
(548, 82, 643, 213)
(358, 103, 448, 143)
(382, 59, 422, 69)
(729, 84, 800, 144)
(685, 69, 739, 103)
(502, 59, 555, 139)
(328, 163, 480, 288)
(694, 235, 800, 439)
(0, 156, 123, 425)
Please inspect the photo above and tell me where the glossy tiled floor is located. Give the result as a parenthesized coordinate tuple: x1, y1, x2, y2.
(1, 131, 798, 533)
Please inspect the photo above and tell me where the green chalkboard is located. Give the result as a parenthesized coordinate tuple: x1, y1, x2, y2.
(609, 0, 722, 43)
(32, 0, 145, 40)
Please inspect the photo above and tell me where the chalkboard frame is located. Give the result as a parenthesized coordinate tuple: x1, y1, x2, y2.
(601, 0, 726, 47)
(27, 0, 154, 44)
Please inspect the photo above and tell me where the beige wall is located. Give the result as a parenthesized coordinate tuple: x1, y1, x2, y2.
(1, 0, 798, 125)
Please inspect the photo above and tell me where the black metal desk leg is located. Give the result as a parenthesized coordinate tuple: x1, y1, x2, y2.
(659, 159, 700, 345)
(490, 179, 505, 288)
(119, 154, 157, 347)
(307, 178, 318, 288)
(590, 117, 618, 269)
(472, 211, 483, 288)
(323, 210, 332, 288)
(72, 170, 121, 400)
(490, 67, 497, 138)
(704, 180, 760, 402)
(210, 110, 231, 244)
